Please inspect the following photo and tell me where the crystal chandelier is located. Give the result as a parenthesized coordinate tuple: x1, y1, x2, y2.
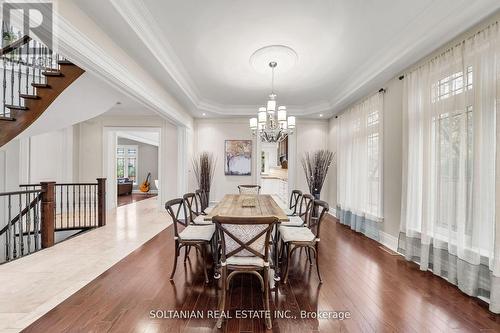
(249, 61, 295, 143)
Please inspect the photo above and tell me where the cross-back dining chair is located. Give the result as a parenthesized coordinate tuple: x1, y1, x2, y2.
(280, 193, 313, 227)
(280, 200, 329, 284)
(237, 184, 261, 195)
(195, 189, 213, 214)
(212, 215, 278, 330)
(183, 192, 210, 225)
(286, 189, 303, 216)
(165, 198, 215, 283)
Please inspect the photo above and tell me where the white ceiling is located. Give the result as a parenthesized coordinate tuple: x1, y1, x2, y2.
(73, 0, 500, 118)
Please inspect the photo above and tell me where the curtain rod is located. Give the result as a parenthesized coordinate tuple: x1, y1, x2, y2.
(399, 19, 499, 80)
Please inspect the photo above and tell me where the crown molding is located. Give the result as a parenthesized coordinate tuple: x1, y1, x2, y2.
(47, 3, 193, 128)
(102, 0, 500, 117)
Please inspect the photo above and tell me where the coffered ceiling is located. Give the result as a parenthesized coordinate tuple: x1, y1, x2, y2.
(73, 0, 500, 118)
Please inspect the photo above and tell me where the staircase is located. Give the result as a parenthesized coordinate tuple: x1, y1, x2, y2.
(0, 31, 85, 147)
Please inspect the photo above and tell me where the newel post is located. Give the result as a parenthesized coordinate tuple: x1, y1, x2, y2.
(40, 181, 55, 248)
(97, 178, 106, 227)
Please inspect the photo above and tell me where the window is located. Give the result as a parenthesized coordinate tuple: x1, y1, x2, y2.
(337, 93, 383, 222)
(117, 145, 138, 184)
(432, 66, 473, 102)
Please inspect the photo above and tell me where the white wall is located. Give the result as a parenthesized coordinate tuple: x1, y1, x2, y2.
(75, 112, 181, 209)
(18, 72, 125, 139)
(193, 118, 256, 202)
(193, 118, 330, 203)
(295, 119, 330, 203)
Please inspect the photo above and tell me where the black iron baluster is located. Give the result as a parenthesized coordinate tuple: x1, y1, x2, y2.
(32, 40, 36, 91)
(78, 185, 81, 229)
(2, 55, 6, 117)
(84, 185, 87, 227)
(94, 185, 97, 226)
(10, 57, 14, 106)
(66, 185, 69, 229)
(25, 39, 29, 95)
(6, 195, 12, 261)
(17, 53, 21, 106)
(60, 185, 63, 230)
(73, 185, 75, 229)
(34, 191, 39, 251)
(26, 191, 31, 254)
(18, 193, 23, 256)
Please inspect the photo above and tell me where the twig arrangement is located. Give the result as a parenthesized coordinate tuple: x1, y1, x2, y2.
(192, 152, 217, 193)
(301, 150, 335, 196)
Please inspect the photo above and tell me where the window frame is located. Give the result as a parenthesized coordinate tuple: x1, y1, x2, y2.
(116, 144, 139, 185)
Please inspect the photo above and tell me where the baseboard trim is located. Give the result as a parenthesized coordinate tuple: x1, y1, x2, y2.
(379, 231, 399, 253)
(329, 211, 400, 254)
(132, 190, 158, 194)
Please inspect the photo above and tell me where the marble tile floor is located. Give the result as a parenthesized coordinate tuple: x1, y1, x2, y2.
(0, 197, 170, 332)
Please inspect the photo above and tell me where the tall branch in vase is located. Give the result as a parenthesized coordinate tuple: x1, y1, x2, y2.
(192, 152, 217, 210)
(301, 150, 335, 199)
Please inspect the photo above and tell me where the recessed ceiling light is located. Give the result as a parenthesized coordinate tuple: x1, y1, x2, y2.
(116, 101, 121, 105)
(319, 114, 323, 117)
(202, 113, 206, 116)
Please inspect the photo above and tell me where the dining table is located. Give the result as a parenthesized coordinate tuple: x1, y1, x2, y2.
(204, 194, 289, 281)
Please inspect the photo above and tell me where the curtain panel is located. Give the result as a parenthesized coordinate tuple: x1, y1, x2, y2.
(337, 93, 384, 241)
(399, 23, 500, 312)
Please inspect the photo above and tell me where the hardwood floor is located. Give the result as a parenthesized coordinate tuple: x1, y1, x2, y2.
(117, 193, 158, 207)
(23, 215, 500, 332)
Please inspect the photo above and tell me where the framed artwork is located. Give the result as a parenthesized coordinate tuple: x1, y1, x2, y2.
(224, 140, 252, 175)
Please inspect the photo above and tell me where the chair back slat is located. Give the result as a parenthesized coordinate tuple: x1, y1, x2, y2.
(165, 198, 188, 237)
(195, 189, 209, 211)
(289, 190, 302, 214)
(309, 200, 329, 238)
(298, 194, 314, 224)
(183, 192, 200, 223)
(213, 216, 277, 262)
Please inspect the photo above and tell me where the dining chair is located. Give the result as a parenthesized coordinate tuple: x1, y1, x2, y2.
(212, 215, 278, 329)
(195, 189, 213, 214)
(280, 193, 313, 227)
(183, 192, 210, 225)
(165, 198, 215, 283)
(286, 189, 303, 216)
(280, 200, 329, 284)
(237, 184, 261, 195)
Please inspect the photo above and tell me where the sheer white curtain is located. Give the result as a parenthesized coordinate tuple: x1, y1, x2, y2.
(399, 22, 500, 312)
(337, 92, 383, 240)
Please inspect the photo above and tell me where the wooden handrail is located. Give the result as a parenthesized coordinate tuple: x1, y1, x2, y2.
(0, 191, 42, 236)
(0, 35, 31, 56)
(0, 189, 42, 197)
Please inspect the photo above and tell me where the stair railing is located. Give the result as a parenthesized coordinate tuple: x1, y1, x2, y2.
(1, 25, 65, 121)
(0, 178, 106, 264)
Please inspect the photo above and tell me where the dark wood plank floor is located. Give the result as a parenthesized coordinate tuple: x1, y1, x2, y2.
(23, 215, 500, 332)
(117, 193, 158, 207)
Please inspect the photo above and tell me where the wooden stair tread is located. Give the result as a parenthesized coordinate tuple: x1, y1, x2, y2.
(57, 60, 74, 65)
(31, 83, 50, 88)
(0, 116, 16, 121)
(5, 104, 28, 111)
(19, 94, 40, 99)
(42, 70, 63, 77)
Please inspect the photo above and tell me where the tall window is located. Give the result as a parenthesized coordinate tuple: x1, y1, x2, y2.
(117, 145, 138, 184)
(400, 22, 498, 313)
(337, 92, 383, 240)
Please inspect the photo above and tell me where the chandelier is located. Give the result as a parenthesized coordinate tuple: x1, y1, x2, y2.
(249, 61, 295, 143)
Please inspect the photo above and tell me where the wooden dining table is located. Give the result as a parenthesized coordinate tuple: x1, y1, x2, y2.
(204, 194, 289, 281)
(204, 194, 289, 222)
